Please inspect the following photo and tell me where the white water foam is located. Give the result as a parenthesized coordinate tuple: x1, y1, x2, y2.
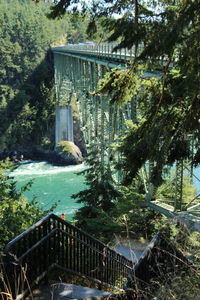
(10, 161, 86, 177)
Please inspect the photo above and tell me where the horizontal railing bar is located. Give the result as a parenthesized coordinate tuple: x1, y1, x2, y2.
(17, 228, 57, 261)
(54, 48, 132, 61)
(4, 213, 53, 253)
(53, 51, 125, 69)
(17, 227, 132, 269)
(51, 214, 129, 253)
(4, 213, 117, 256)
(133, 232, 161, 272)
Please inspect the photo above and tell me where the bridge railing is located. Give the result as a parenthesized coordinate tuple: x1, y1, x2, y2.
(53, 42, 172, 71)
(53, 43, 144, 62)
(3, 213, 133, 297)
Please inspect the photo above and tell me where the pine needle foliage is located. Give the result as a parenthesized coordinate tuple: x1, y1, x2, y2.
(72, 142, 119, 209)
(72, 141, 121, 240)
(113, 180, 162, 240)
(93, 67, 141, 107)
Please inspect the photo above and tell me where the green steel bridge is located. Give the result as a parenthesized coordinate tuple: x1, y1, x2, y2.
(52, 43, 200, 232)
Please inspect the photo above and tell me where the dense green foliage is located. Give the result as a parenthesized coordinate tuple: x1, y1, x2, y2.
(0, 160, 48, 255)
(0, 0, 90, 254)
(0, 0, 88, 150)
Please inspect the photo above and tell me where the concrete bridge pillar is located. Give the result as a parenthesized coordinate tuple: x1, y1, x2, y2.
(55, 105, 74, 145)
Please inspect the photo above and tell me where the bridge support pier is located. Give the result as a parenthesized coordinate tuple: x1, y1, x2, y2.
(55, 105, 73, 145)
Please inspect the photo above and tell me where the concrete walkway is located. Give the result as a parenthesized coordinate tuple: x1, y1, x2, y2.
(113, 245, 143, 263)
(112, 239, 147, 263)
(26, 283, 110, 300)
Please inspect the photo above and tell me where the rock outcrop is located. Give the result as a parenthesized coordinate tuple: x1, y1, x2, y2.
(55, 140, 83, 165)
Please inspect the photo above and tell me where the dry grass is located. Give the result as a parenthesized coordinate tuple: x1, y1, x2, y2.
(0, 262, 33, 300)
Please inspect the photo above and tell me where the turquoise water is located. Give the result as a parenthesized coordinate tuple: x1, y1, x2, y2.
(10, 161, 200, 222)
(10, 161, 86, 221)
(192, 169, 200, 192)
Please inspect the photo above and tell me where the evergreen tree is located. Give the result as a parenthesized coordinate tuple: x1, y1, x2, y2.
(72, 141, 121, 241)
(113, 181, 162, 240)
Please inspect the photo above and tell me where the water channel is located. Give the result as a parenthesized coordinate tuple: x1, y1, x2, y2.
(10, 161, 200, 222)
(10, 161, 86, 221)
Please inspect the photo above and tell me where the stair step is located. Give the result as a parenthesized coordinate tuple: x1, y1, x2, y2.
(27, 283, 111, 300)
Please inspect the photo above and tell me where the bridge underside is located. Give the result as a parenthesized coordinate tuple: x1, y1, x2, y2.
(52, 44, 200, 228)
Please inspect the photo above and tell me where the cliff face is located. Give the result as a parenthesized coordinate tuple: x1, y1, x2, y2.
(73, 116, 87, 157)
(71, 94, 87, 157)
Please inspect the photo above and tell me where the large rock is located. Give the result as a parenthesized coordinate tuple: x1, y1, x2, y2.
(56, 140, 84, 164)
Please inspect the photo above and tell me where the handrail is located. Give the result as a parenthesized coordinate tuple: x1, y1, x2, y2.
(17, 227, 132, 270)
(4, 213, 131, 260)
(127, 232, 192, 288)
(3, 213, 133, 295)
(52, 43, 169, 68)
(4, 213, 52, 252)
(3, 216, 191, 299)
(18, 228, 57, 261)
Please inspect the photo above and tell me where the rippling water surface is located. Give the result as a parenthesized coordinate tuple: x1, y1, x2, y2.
(10, 161, 86, 221)
(10, 160, 200, 222)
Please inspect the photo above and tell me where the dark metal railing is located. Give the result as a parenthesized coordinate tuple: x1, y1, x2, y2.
(127, 232, 192, 291)
(3, 213, 133, 296)
(2, 215, 192, 300)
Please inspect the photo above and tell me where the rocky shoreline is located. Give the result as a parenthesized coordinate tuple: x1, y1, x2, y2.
(0, 146, 84, 166)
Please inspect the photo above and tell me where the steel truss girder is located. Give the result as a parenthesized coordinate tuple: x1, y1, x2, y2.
(54, 52, 147, 186)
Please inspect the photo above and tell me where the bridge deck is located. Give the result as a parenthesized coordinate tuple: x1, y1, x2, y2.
(145, 201, 200, 232)
(144, 201, 175, 218)
(52, 44, 162, 76)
